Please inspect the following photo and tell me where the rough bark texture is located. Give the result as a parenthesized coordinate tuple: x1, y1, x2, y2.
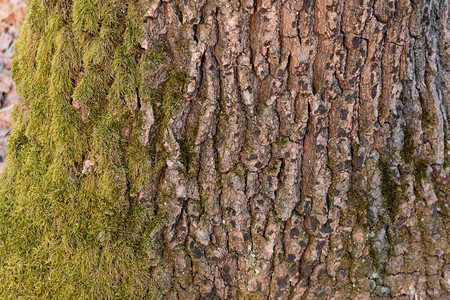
(0, 0, 449, 299)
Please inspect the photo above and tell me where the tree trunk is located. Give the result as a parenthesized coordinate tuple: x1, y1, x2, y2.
(0, 0, 448, 298)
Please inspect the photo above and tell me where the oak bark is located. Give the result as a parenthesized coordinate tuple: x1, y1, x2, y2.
(1, 0, 449, 299)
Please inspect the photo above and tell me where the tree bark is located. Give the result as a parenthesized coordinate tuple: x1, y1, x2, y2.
(0, 0, 449, 299)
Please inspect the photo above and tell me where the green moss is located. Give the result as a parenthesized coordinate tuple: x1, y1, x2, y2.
(265, 158, 281, 176)
(159, 69, 187, 125)
(0, 0, 184, 298)
(137, 49, 169, 107)
(275, 135, 290, 147)
(402, 126, 415, 163)
(345, 182, 370, 226)
(233, 163, 246, 178)
(379, 160, 400, 220)
(327, 179, 337, 208)
(72, 0, 101, 35)
(414, 159, 428, 184)
(179, 139, 191, 173)
(421, 109, 436, 129)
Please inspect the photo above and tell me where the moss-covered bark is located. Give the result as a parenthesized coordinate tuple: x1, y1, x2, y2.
(0, 0, 186, 298)
(1, 0, 449, 299)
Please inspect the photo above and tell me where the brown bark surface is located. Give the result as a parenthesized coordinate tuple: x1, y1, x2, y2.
(136, 0, 450, 298)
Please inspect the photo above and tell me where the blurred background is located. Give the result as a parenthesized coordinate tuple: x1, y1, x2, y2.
(0, 0, 25, 172)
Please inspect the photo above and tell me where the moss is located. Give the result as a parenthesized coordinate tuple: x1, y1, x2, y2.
(414, 159, 428, 184)
(234, 163, 246, 178)
(275, 135, 290, 147)
(0, 0, 184, 298)
(379, 160, 400, 220)
(401, 126, 415, 163)
(159, 68, 187, 126)
(72, 0, 101, 35)
(174, 23, 189, 53)
(327, 179, 337, 209)
(421, 109, 437, 129)
(346, 183, 370, 226)
(265, 158, 282, 176)
(179, 139, 192, 174)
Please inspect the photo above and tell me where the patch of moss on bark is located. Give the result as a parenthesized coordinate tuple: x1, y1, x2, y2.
(402, 126, 415, 164)
(421, 109, 437, 129)
(379, 160, 400, 220)
(414, 159, 429, 185)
